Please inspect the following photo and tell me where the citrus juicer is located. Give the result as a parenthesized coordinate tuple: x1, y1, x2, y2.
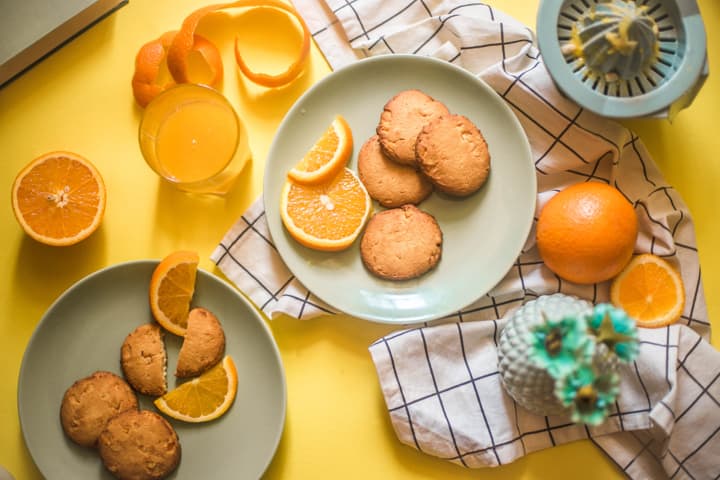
(536, 0, 708, 118)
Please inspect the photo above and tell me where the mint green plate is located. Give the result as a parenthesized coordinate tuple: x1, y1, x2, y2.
(18, 261, 286, 479)
(264, 54, 536, 324)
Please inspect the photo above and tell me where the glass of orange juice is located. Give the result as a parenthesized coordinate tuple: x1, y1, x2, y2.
(138, 83, 251, 195)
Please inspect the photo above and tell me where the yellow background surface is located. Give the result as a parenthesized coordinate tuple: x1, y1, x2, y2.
(1, 0, 718, 479)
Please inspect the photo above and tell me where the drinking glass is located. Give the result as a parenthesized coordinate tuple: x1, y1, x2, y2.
(139, 83, 251, 195)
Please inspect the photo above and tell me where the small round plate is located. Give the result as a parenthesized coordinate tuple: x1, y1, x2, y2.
(264, 54, 536, 324)
(18, 261, 286, 479)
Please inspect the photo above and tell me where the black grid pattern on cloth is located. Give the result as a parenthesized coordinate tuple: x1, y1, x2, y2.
(369, 320, 720, 478)
(211, 200, 338, 319)
(209, 0, 717, 477)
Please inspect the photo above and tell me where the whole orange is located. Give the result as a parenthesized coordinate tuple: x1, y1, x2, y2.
(536, 182, 638, 284)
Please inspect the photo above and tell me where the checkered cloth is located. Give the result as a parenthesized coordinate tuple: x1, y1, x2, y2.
(211, 1, 719, 477)
(369, 311, 720, 478)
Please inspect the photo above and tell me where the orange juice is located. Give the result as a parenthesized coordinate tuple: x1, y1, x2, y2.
(139, 84, 251, 194)
(155, 101, 238, 183)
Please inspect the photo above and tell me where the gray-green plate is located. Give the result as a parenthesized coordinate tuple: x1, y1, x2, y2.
(18, 261, 286, 479)
(264, 54, 536, 324)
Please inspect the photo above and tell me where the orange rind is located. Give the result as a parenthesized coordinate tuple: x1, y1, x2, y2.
(132, 30, 223, 108)
(536, 182, 638, 284)
(167, 0, 310, 88)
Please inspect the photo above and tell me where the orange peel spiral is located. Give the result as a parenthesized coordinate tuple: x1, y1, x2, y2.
(167, 0, 311, 88)
(131, 30, 223, 107)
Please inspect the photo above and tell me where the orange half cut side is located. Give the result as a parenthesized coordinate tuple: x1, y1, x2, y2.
(281, 167, 372, 252)
(610, 253, 685, 328)
(11, 151, 106, 246)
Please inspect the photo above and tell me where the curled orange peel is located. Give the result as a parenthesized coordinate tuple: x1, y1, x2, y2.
(167, 0, 311, 88)
(131, 30, 223, 108)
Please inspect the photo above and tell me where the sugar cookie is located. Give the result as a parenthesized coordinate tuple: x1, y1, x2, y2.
(415, 113, 490, 197)
(360, 204, 443, 280)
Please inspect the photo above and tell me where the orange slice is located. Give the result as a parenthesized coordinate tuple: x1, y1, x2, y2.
(610, 253, 685, 328)
(167, 0, 310, 88)
(149, 251, 199, 336)
(287, 115, 353, 185)
(11, 151, 106, 246)
(281, 167, 372, 251)
(132, 30, 223, 108)
(154, 356, 238, 423)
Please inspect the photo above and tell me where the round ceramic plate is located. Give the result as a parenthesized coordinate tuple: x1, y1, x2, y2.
(264, 54, 536, 324)
(18, 261, 286, 479)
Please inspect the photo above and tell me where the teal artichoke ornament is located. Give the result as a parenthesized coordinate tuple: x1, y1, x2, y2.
(527, 314, 594, 378)
(588, 303, 640, 362)
(565, 0, 660, 80)
(498, 294, 640, 425)
(555, 365, 620, 426)
(498, 294, 595, 416)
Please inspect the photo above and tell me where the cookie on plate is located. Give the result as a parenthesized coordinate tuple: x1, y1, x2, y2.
(60, 371, 138, 448)
(358, 135, 433, 208)
(120, 323, 167, 396)
(97, 409, 181, 480)
(376, 89, 450, 165)
(415, 113, 490, 197)
(175, 307, 225, 378)
(360, 204, 443, 281)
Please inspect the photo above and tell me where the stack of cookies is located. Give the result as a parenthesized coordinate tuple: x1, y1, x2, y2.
(358, 89, 491, 281)
(60, 371, 181, 480)
(60, 303, 226, 479)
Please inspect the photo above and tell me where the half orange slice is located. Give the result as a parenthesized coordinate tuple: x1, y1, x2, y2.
(149, 251, 200, 336)
(154, 356, 238, 423)
(11, 151, 106, 246)
(287, 115, 353, 185)
(610, 253, 685, 328)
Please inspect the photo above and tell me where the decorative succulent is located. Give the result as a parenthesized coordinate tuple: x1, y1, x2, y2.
(498, 294, 639, 426)
(527, 314, 594, 377)
(588, 303, 640, 362)
(555, 364, 620, 426)
(565, 0, 660, 80)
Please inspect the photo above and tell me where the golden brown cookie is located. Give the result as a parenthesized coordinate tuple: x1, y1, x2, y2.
(360, 204, 443, 281)
(97, 409, 181, 480)
(120, 323, 167, 396)
(175, 307, 226, 378)
(376, 89, 450, 165)
(415, 113, 491, 197)
(60, 371, 138, 448)
(358, 135, 433, 208)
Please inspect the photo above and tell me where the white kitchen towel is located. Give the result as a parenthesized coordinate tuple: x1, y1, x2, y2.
(368, 315, 720, 478)
(210, 1, 717, 478)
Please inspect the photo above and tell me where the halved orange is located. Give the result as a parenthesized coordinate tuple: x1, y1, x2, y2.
(280, 167, 372, 251)
(287, 115, 353, 185)
(149, 251, 199, 336)
(11, 151, 106, 246)
(610, 253, 685, 328)
(154, 355, 238, 423)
